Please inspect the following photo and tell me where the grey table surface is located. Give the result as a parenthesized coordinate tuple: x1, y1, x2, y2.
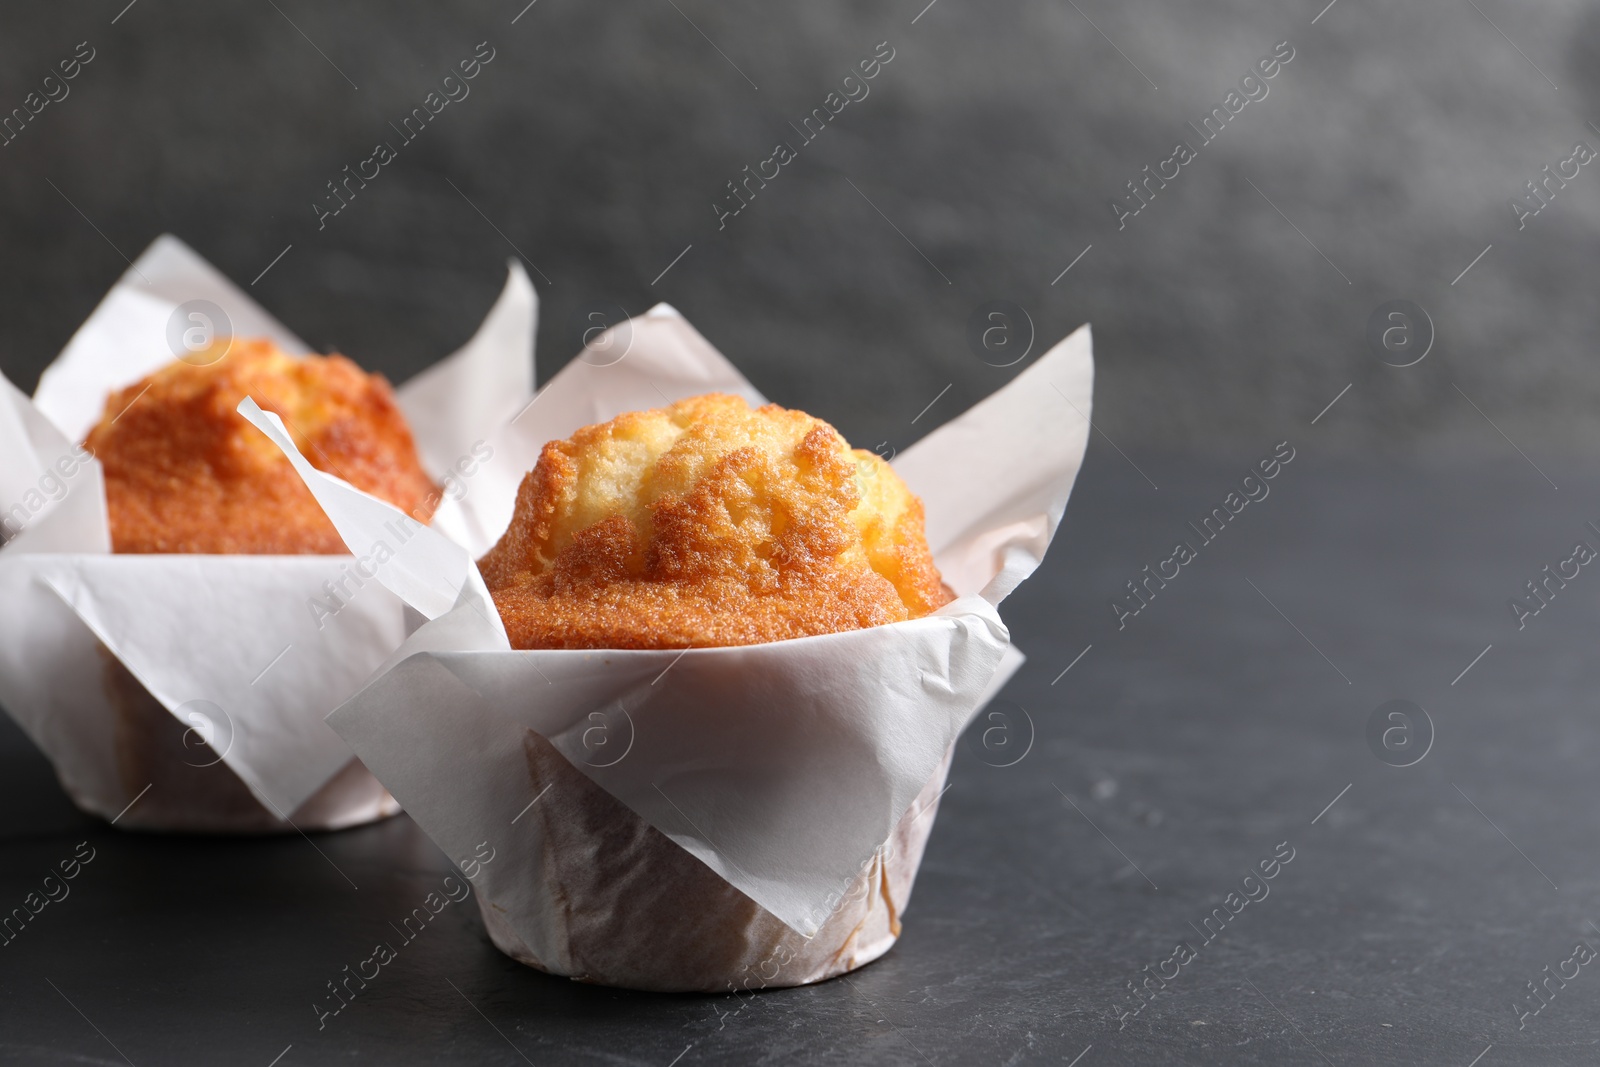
(5, 446, 1600, 1066)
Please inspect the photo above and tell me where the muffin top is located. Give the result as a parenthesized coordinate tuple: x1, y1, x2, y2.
(84, 338, 437, 554)
(478, 392, 950, 649)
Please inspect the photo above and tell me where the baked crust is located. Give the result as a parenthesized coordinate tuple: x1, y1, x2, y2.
(83, 339, 437, 554)
(478, 393, 950, 649)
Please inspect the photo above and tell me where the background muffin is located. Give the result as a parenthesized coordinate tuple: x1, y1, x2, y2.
(478, 392, 950, 649)
(84, 338, 437, 554)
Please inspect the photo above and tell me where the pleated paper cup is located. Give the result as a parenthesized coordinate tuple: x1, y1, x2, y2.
(477, 737, 957, 991)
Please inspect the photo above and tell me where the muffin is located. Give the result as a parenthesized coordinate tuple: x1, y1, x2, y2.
(457, 394, 955, 988)
(84, 338, 438, 554)
(478, 392, 950, 649)
(81, 338, 435, 829)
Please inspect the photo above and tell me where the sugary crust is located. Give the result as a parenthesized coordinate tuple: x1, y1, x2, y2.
(478, 393, 950, 649)
(83, 339, 438, 554)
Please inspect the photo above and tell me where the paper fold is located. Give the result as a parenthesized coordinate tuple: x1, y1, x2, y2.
(35, 235, 312, 445)
(398, 260, 536, 480)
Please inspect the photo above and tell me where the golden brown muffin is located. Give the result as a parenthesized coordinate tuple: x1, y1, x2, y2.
(478, 393, 950, 649)
(83, 338, 438, 554)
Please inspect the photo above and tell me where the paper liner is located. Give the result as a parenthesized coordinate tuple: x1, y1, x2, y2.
(477, 739, 958, 992)
(97, 650, 400, 834)
(245, 305, 1092, 988)
(0, 235, 536, 832)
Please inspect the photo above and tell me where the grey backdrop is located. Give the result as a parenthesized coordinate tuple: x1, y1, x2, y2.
(8, 4, 1600, 1065)
(2, 0, 1596, 458)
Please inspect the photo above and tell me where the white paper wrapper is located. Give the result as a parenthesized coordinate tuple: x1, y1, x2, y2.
(244, 305, 1093, 988)
(0, 235, 537, 832)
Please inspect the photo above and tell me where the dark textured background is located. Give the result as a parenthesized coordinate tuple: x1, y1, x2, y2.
(1, 0, 1597, 455)
(4, 1, 1600, 1064)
